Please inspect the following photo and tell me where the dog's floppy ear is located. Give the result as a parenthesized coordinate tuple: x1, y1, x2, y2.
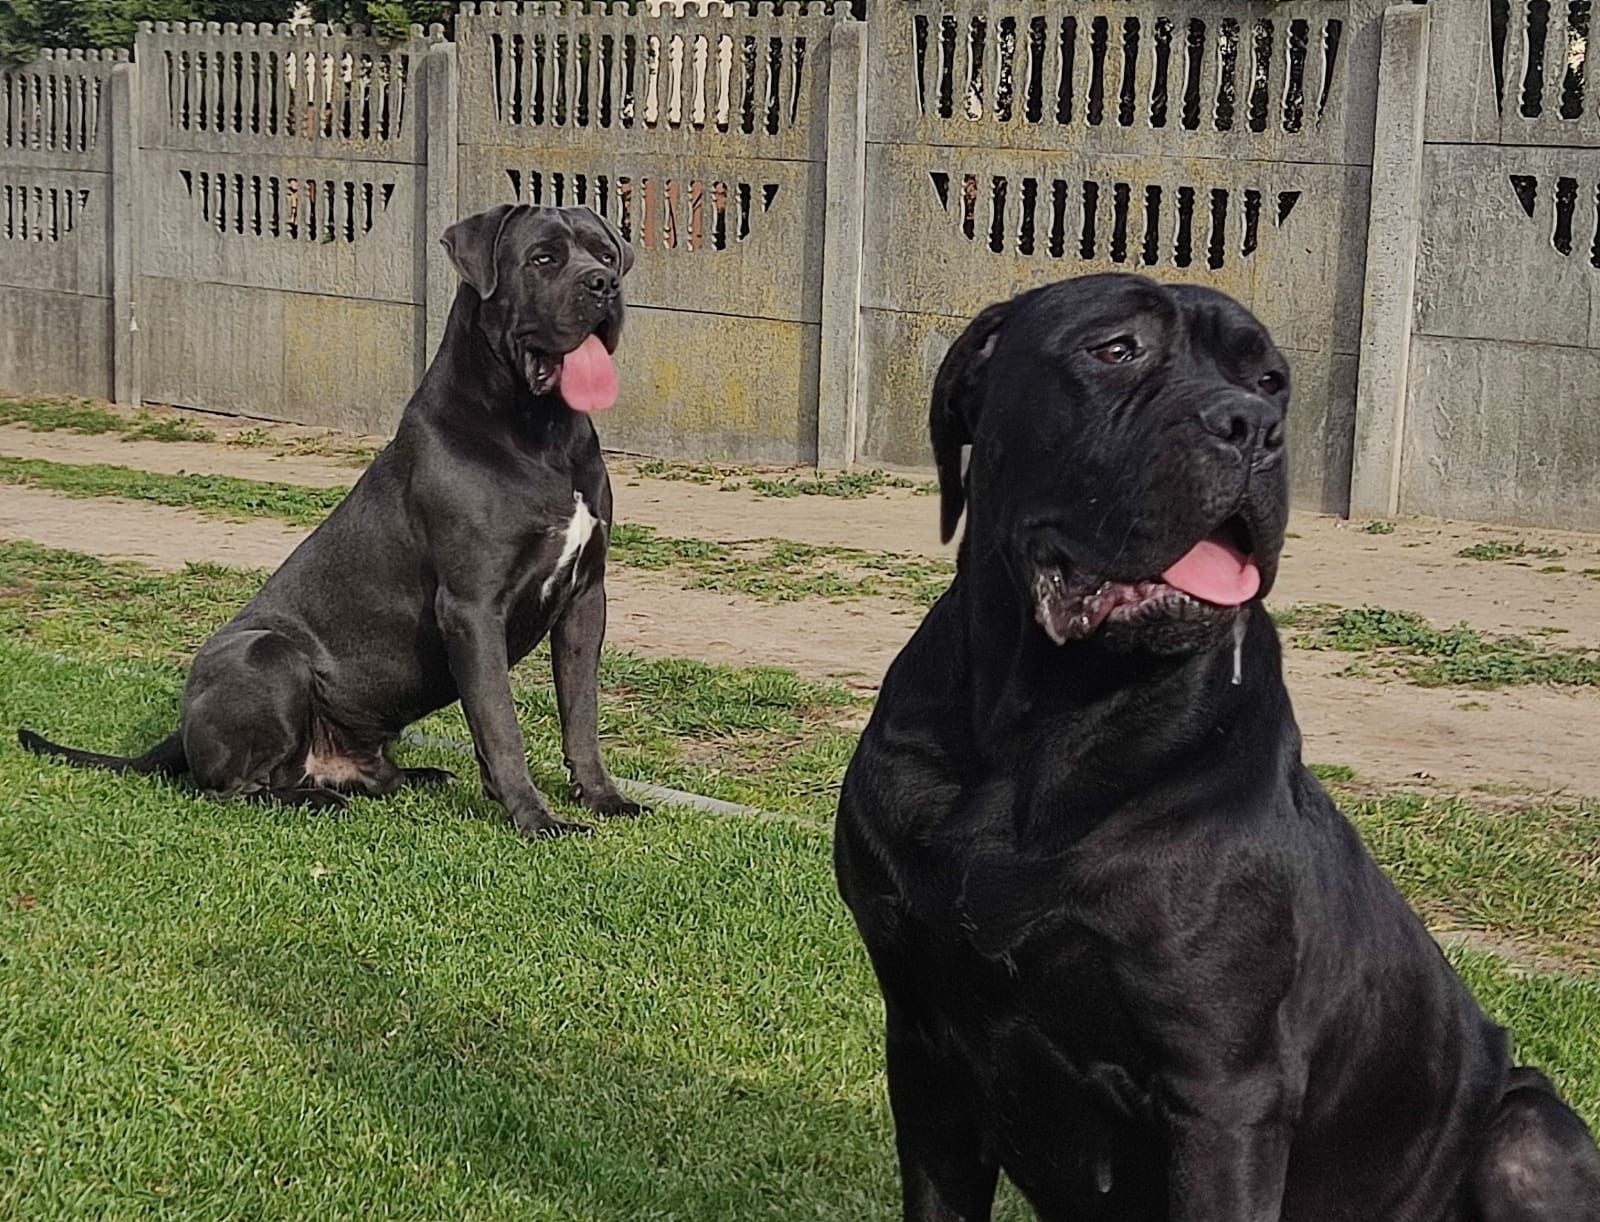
(440, 203, 523, 300)
(930, 297, 1014, 543)
(593, 209, 635, 276)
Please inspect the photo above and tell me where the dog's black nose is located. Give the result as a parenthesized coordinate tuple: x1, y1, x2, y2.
(1199, 395, 1284, 454)
(583, 270, 619, 298)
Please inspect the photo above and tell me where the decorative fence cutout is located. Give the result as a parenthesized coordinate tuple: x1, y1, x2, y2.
(910, 10, 1342, 133)
(152, 24, 417, 144)
(1, 182, 93, 241)
(488, 25, 809, 133)
(1490, 0, 1592, 121)
(1507, 171, 1600, 263)
(1, 53, 117, 155)
(929, 171, 1301, 268)
(180, 167, 396, 241)
(505, 166, 778, 250)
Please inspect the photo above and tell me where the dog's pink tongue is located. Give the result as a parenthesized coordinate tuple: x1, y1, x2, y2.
(1161, 536, 1261, 606)
(559, 334, 618, 412)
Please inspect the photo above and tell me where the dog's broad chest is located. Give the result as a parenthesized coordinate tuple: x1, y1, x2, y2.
(498, 488, 606, 648)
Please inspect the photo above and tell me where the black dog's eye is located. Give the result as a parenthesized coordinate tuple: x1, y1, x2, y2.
(1258, 371, 1286, 394)
(598, 249, 616, 266)
(529, 251, 554, 267)
(1090, 337, 1142, 365)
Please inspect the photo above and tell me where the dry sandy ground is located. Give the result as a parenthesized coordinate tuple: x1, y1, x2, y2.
(3, 418, 1598, 798)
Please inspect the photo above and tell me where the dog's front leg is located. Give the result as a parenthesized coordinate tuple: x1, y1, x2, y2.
(437, 591, 589, 838)
(551, 582, 644, 818)
(1164, 1092, 1292, 1222)
(886, 1012, 1001, 1222)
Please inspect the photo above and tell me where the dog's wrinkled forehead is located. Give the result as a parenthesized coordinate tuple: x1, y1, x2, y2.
(440, 203, 632, 300)
(499, 205, 613, 259)
(995, 277, 1272, 373)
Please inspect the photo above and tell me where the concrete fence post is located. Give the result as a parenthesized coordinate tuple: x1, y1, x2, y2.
(422, 41, 460, 371)
(109, 60, 141, 407)
(1349, 3, 1431, 518)
(816, 18, 869, 469)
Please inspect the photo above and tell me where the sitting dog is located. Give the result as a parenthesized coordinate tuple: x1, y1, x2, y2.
(834, 274, 1600, 1219)
(21, 203, 645, 837)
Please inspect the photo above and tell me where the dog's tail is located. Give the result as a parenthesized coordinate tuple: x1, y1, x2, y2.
(16, 728, 188, 777)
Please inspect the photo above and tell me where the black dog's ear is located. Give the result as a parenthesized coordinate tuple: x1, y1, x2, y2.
(595, 210, 635, 276)
(440, 203, 523, 300)
(930, 297, 1014, 543)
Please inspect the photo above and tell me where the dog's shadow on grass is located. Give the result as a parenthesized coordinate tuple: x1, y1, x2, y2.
(200, 942, 899, 1219)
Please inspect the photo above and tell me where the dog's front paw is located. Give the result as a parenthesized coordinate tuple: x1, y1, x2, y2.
(578, 787, 648, 818)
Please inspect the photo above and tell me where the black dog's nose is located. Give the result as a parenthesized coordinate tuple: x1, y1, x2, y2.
(1199, 395, 1284, 454)
(583, 269, 618, 298)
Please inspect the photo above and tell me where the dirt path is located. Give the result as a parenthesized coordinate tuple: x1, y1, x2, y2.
(3, 424, 1599, 798)
(10, 429, 1600, 643)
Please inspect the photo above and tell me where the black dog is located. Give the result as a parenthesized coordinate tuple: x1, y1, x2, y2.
(834, 274, 1600, 1220)
(20, 203, 646, 837)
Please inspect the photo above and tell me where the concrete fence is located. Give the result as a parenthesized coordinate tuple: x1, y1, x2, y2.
(1, 0, 1597, 528)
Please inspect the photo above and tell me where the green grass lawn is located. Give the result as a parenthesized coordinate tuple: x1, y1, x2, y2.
(2, 541, 1599, 1217)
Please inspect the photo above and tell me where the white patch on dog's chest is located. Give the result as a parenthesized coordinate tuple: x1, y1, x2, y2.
(542, 490, 600, 600)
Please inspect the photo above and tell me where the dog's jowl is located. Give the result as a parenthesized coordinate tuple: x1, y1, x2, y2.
(834, 274, 1600, 1220)
(19, 203, 646, 838)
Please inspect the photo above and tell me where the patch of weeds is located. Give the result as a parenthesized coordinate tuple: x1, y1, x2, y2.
(227, 427, 276, 448)
(747, 470, 935, 499)
(0, 395, 126, 435)
(1540, 565, 1567, 574)
(637, 458, 936, 499)
(1457, 700, 1491, 712)
(1309, 762, 1358, 782)
(278, 432, 376, 465)
(1457, 539, 1565, 563)
(637, 458, 755, 486)
(123, 412, 216, 443)
(0, 396, 217, 444)
(611, 524, 953, 606)
(1285, 604, 1600, 689)
(0, 455, 346, 527)
(1360, 520, 1396, 535)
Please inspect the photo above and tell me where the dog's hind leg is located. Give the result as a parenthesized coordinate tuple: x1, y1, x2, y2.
(182, 629, 321, 800)
(1468, 1067, 1600, 1220)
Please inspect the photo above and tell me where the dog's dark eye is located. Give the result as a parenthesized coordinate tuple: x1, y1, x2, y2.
(1090, 337, 1142, 365)
(1258, 371, 1286, 394)
(598, 250, 616, 266)
(529, 252, 554, 267)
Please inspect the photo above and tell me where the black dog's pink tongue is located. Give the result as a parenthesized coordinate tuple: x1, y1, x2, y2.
(559, 334, 618, 412)
(1162, 536, 1261, 606)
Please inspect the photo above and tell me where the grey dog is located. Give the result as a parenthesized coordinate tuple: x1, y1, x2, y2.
(20, 203, 645, 838)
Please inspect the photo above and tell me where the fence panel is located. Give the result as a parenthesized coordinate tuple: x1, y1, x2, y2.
(134, 20, 443, 434)
(1405, 0, 1600, 528)
(857, 0, 1387, 512)
(0, 49, 124, 399)
(456, 0, 851, 463)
